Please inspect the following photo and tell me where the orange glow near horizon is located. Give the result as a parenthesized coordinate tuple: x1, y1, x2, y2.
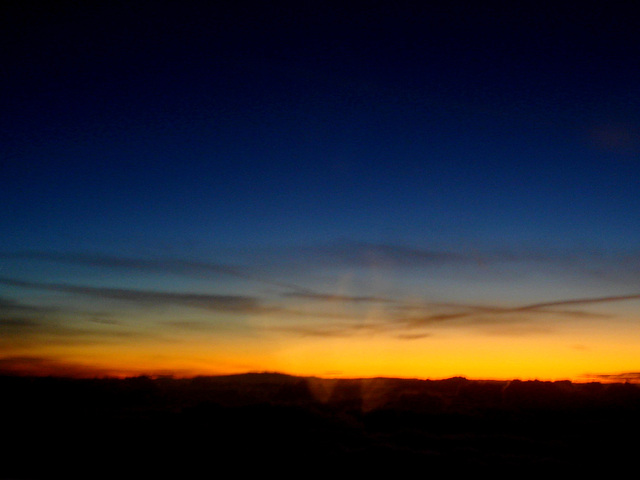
(3, 312, 639, 383)
(268, 330, 637, 382)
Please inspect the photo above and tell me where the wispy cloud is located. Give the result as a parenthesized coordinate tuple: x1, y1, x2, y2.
(270, 320, 394, 338)
(393, 294, 631, 331)
(282, 291, 394, 304)
(289, 241, 470, 268)
(0, 312, 147, 349)
(0, 276, 274, 314)
(270, 241, 640, 288)
(591, 122, 640, 156)
(515, 293, 640, 310)
(6, 244, 638, 297)
(0, 251, 309, 293)
(0, 277, 386, 327)
(0, 294, 127, 333)
(1, 251, 244, 276)
(0, 316, 40, 328)
(397, 304, 615, 329)
(162, 320, 214, 331)
(271, 291, 637, 339)
(0, 296, 59, 315)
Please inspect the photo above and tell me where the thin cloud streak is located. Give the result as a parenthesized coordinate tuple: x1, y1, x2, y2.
(0, 251, 310, 294)
(399, 305, 613, 328)
(282, 291, 394, 304)
(0, 296, 59, 315)
(0, 317, 40, 328)
(269, 241, 625, 269)
(2, 249, 408, 305)
(516, 293, 640, 310)
(274, 292, 636, 339)
(0, 316, 151, 349)
(0, 276, 361, 321)
(0, 276, 272, 314)
(271, 321, 395, 338)
(286, 242, 470, 268)
(6, 246, 637, 301)
(398, 292, 639, 328)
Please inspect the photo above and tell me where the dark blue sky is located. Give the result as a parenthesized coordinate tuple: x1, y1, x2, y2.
(2, 1, 640, 379)
(4, 0, 639, 253)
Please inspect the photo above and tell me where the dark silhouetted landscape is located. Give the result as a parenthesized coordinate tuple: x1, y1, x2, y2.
(3, 372, 639, 477)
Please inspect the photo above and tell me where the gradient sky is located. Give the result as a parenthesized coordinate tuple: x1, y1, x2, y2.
(2, 0, 640, 381)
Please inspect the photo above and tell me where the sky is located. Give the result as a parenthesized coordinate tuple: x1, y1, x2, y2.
(2, 0, 640, 381)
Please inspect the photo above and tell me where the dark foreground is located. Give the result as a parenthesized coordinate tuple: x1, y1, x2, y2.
(2, 373, 639, 477)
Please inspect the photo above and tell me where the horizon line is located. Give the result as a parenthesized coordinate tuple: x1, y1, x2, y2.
(2, 368, 639, 385)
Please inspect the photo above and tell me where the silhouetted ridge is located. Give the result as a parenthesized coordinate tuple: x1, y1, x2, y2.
(2, 374, 639, 477)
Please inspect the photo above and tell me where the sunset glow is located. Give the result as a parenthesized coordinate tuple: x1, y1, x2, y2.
(2, 1, 640, 384)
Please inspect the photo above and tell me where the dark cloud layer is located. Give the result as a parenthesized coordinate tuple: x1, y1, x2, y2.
(0, 354, 115, 377)
(585, 372, 640, 383)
